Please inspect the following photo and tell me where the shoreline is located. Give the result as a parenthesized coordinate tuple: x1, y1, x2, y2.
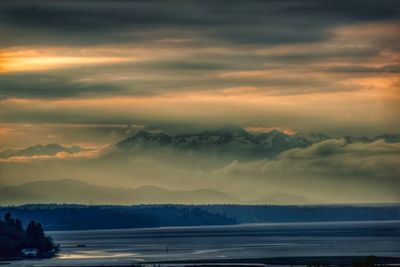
(1, 256, 400, 267)
(44, 219, 400, 234)
(148, 256, 400, 266)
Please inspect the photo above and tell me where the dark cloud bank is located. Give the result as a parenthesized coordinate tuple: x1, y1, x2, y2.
(1, 0, 399, 47)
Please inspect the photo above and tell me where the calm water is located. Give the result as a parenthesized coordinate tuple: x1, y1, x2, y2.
(4, 220, 400, 266)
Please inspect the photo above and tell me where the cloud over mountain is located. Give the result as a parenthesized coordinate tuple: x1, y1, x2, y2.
(216, 139, 400, 203)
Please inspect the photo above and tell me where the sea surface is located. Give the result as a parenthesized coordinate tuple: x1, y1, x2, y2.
(3, 220, 400, 266)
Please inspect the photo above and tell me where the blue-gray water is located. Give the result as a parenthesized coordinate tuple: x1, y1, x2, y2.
(4, 220, 400, 266)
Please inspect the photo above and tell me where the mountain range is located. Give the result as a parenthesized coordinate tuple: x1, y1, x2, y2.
(1, 126, 399, 160)
(115, 126, 328, 158)
(115, 126, 400, 158)
(0, 143, 86, 159)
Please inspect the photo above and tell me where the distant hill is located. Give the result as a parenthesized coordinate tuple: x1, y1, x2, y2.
(253, 193, 313, 205)
(0, 179, 239, 205)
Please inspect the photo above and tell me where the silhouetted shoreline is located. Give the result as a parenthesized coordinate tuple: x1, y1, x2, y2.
(149, 256, 400, 266)
(2, 256, 399, 267)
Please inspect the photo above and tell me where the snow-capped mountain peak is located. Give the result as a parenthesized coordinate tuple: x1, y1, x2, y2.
(114, 126, 399, 158)
(116, 130, 172, 148)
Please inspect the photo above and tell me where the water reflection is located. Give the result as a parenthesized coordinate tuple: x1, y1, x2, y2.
(58, 251, 141, 259)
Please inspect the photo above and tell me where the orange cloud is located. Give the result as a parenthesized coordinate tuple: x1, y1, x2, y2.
(0, 48, 129, 73)
(0, 44, 211, 73)
(0, 148, 102, 163)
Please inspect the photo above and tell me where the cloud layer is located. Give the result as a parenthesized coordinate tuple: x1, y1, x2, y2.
(1, 0, 399, 47)
(217, 139, 400, 203)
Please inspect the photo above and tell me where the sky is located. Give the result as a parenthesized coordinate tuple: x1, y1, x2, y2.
(0, 0, 399, 204)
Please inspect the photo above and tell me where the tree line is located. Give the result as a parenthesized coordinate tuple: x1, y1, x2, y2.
(0, 213, 58, 258)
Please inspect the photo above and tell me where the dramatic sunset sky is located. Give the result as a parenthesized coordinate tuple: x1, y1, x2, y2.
(0, 0, 399, 204)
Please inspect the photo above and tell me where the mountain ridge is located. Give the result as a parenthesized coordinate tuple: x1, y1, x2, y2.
(115, 126, 330, 157)
(115, 126, 400, 158)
